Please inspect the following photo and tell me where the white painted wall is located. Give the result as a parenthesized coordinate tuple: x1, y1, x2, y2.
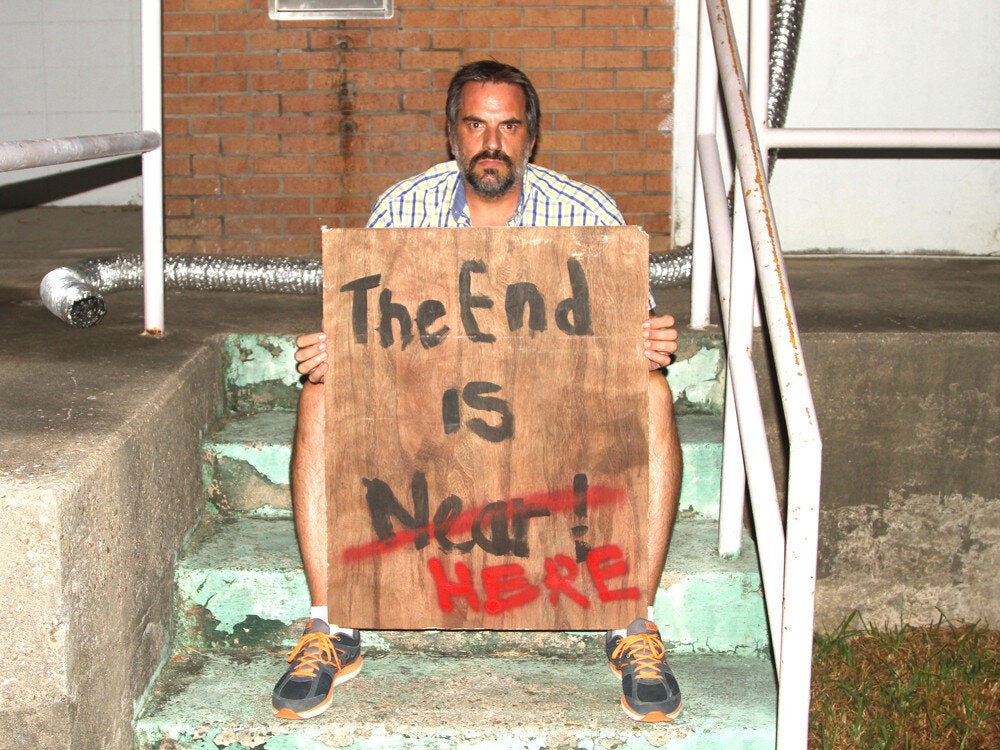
(674, 0, 1000, 255)
(0, 1, 141, 206)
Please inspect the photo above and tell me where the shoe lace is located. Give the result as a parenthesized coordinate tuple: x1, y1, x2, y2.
(612, 633, 666, 680)
(286, 632, 343, 677)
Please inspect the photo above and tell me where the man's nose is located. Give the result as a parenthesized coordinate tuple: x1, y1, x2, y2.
(482, 124, 502, 151)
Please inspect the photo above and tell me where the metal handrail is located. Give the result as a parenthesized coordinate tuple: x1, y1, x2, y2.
(695, 1, 822, 749)
(0, 0, 164, 337)
(695, 2, 1000, 747)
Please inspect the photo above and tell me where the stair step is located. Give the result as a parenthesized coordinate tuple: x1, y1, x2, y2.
(221, 333, 727, 417)
(202, 411, 724, 519)
(175, 516, 767, 656)
(134, 649, 775, 749)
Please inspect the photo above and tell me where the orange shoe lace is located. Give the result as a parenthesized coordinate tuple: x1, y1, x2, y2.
(286, 631, 343, 678)
(612, 633, 667, 680)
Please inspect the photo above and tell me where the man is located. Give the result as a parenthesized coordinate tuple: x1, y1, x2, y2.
(272, 60, 683, 724)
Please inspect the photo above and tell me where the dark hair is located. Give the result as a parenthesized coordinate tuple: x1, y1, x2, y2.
(445, 60, 541, 142)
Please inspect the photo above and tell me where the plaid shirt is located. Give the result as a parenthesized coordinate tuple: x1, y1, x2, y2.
(366, 161, 625, 228)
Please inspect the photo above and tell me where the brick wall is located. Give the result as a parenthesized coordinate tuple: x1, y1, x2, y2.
(162, 0, 674, 257)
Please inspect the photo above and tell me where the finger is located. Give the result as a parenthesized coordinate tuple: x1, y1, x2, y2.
(307, 361, 328, 384)
(295, 331, 326, 349)
(297, 350, 328, 376)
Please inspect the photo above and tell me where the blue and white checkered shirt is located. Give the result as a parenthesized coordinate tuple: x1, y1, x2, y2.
(366, 161, 625, 228)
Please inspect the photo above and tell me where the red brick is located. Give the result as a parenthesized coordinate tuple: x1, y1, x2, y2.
(616, 70, 672, 89)
(616, 28, 667, 47)
(585, 49, 644, 69)
(192, 238, 253, 256)
(280, 51, 341, 70)
(163, 13, 216, 33)
(432, 29, 492, 50)
(221, 135, 280, 154)
(400, 50, 461, 70)
(167, 95, 219, 115)
(282, 135, 343, 154)
(164, 135, 220, 156)
(493, 29, 552, 49)
(255, 236, 313, 255)
(401, 9, 461, 28)
(461, 8, 521, 28)
(253, 116, 311, 134)
(522, 48, 583, 70)
(523, 7, 584, 27)
(249, 31, 309, 50)
(282, 93, 339, 114)
(189, 74, 249, 94)
(584, 90, 645, 110)
(219, 53, 278, 73)
(189, 33, 248, 54)
(283, 176, 342, 195)
(587, 132, 642, 152)
(164, 156, 191, 176)
(551, 152, 614, 173)
(164, 55, 216, 74)
(188, 0, 245, 10)
(226, 216, 282, 236)
(164, 197, 192, 216)
(191, 115, 248, 135)
(218, 12, 275, 31)
(251, 72, 310, 91)
(554, 28, 614, 47)
(286, 216, 330, 236)
(192, 155, 250, 175)
(647, 8, 674, 28)
(193, 196, 252, 215)
(224, 176, 283, 195)
(585, 8, 646, 27)
(165, 176, 221, 196)
(371, 29, 432, 49)
(251, 196, 312, 214)
(253, 155, 311, 174)
(220, 94, 278, 114)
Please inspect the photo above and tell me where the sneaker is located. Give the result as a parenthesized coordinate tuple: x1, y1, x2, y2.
(605, 618, 682, 722)
(271, 620, 363, 720)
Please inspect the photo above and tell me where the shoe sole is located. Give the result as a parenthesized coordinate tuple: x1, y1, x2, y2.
(272, 656, 364, 721)
(620, 697, 683, 723)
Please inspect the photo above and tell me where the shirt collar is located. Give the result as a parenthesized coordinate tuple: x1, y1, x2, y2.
(449, 164, 532, 227)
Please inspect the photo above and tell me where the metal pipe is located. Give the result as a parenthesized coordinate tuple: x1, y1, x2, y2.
(0, 131, 161, 173)
(141, 0, 165, 337)
(765, 126, 1000, 150)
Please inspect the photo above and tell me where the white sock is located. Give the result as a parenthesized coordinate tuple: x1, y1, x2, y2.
(309, 605, 355, 636)
(648, 605, 655, 622)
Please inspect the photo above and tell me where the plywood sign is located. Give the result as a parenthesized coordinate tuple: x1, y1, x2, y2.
(322, 226, 649, 630)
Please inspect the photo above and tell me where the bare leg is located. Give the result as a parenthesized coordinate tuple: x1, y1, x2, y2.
(647, 370, 681, 605)
(291, 381, 328, 607)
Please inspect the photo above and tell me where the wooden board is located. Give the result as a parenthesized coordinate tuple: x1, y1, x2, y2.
(322, 226, 649, 630)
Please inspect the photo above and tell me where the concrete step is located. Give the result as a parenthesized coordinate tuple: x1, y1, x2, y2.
(220, 332, 727, 417)
(134, 649, 776, 749)
(174, 516, 767, 657)
(202, 410, 724, 520)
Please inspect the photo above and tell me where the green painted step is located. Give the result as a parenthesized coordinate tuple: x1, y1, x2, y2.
(202, 411, 724, 519)
(134, 649, 775, 749)
(220, 333, 727, 417)
(174, 516, 767, 657)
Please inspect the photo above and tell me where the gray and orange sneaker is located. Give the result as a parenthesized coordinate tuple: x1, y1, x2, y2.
(605, 618, 682, 722)
(271, 620, 363, 720)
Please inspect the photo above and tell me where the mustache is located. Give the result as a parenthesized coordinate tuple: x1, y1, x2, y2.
(470, 150, 514, 168)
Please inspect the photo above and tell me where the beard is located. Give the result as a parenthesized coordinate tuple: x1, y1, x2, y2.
(459, 149, 528, 199)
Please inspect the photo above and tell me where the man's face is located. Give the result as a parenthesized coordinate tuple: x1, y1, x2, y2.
(450, 81, 536, 200)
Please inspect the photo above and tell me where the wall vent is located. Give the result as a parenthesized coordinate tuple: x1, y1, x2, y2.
(268, 0, 393, 21)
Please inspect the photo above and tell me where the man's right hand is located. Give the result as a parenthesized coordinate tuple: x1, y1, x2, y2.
(295, 331, 328, 384)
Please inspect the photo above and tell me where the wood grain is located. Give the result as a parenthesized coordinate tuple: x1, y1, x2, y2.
(323, 226, 649, 629)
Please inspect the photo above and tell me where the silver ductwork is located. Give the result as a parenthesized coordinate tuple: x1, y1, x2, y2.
(768, 0, 806, 172)
(41, 250, 692, 328)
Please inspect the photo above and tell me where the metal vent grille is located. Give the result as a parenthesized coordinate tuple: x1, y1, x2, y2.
(268, 0, 393, 21)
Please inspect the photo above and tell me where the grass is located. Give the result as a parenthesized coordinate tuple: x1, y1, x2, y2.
(809, 612, 1000, 750)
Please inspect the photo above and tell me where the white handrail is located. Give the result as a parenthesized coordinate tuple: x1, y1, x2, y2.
(0, 0, 164, 337)
(696, 1, 999, 747)
(696, 1, 823, 748)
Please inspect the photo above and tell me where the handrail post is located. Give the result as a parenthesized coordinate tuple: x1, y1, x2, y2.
(141, 0, 164, 337)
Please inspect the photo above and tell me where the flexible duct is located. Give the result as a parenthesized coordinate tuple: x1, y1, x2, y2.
(41, 250, 692, 328)
(767, 0, 806, 173)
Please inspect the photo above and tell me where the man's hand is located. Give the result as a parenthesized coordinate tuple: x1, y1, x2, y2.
(643, 313, 679, 371)
(295, 331, 328, 384)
